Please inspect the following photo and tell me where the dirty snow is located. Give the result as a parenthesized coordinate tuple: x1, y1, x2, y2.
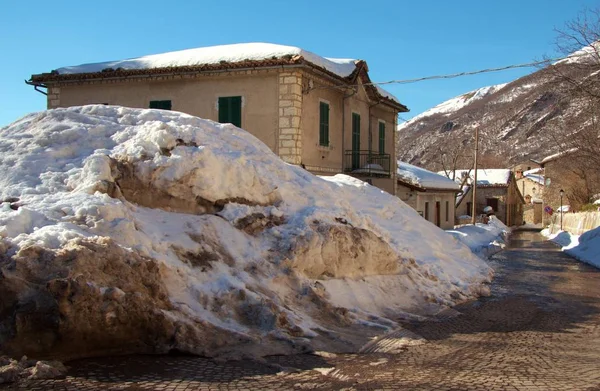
(0, 105, 492, 356)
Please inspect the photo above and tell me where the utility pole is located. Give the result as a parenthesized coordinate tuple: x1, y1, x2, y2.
(471, 127, 479, 225)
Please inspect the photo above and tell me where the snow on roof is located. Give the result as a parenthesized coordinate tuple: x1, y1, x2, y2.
(56, 42, 359, 78)
(540, 148, 578, 164)
(397, 83, 506, 131)
(444, 169, 512, 186)
(523, 167, 543, 175)
(523, 173, 545, 185)
(397, 161, 461, 190)
(50, 42, 401, 105)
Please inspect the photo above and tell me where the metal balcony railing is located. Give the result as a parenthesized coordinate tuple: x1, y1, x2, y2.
(343, 150, 391, 177)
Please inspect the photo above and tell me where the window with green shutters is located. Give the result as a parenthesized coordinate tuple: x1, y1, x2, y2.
(378, 121, 385, 153)
(149, 100, 172, 110)
(218, 96, 242, 128)
(319, 101, 330, 146)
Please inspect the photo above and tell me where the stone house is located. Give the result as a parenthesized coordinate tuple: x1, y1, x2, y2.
(514, 167, 544, 224)
(27, 43, 408, 195)
(452, 169, 525, 226)
(396, 162, 461, 229)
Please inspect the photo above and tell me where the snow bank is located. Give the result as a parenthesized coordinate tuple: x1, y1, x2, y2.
(447, 216, 510, 259)
(543, 228, 600, 268)
(0, 106, 492, 360)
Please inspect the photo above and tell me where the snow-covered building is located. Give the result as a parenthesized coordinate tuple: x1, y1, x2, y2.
(27, 43, 408, 195)
(396, 162, 461, 229)
(449, 169, 525, 226)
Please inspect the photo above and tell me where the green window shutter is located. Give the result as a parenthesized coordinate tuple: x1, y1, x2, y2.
(218, 96, 242, 128)
(319, 102, 329, 146)
(352, 113, 360, 151)
(149, 100, 172, 110)
(378, 122, 385, 154)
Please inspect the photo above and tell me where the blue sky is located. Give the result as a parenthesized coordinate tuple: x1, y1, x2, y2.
(1, 0, 597, 127)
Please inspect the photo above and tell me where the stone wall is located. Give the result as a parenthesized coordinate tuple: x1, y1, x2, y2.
(547, 211, 600, 235)
(47, 87, 60, 108)
(277, 72, 303, 164)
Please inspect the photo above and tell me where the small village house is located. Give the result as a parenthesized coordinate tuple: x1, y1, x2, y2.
(396, 161, 461, 229)
(27, 43, 408, 195)
(450, 169, 525, 226)
(512, 164, 545, 224)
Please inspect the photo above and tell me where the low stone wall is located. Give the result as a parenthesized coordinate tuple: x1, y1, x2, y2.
(547, 212, 600, 235)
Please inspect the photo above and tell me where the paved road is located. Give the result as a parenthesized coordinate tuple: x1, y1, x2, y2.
(4, 231, 600, 390)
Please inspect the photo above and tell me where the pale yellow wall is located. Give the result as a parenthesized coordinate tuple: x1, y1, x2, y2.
(516, 177, 544, 202)
(396, 183, 418, 209)
(396, 183, 456, 229)
(300, 77, 397, 178)
(300, 77, 345, 174)
(415, 192, 456, 229)
(52, 69, 400, 196)
(56, 72, 279, 151)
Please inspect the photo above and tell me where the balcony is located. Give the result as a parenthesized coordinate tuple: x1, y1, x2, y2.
(343, 150, 391, 178)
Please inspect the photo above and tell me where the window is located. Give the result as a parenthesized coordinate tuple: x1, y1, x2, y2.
(149, 100, 172, 110)
(351, 113, 361, 170)
(446, 201, 449, 222)
(378, 121, 385, 153)
(466, 202, 472, 216)
(319, 101, 330, 146)
(218, 96, 242, 128)
(424, 202, 429, 221)
(486, 198, 499, 212)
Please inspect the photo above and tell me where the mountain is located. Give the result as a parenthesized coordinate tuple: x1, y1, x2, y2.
(396, 45, 600, 169)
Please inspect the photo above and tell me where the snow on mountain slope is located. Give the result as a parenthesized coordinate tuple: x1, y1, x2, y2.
(0, 106, 491, 360)
(397, 44, 600, 168)
(397, 83, 507, 132)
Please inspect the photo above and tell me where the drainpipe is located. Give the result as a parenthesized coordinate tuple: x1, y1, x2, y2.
(24, 80, 48, 95)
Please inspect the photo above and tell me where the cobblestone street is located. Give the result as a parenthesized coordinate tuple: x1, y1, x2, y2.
(4, 231, 600, 390)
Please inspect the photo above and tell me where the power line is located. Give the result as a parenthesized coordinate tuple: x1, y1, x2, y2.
(315, 51, 597, 92)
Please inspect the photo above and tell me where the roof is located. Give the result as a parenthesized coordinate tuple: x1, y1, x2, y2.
(523, 168, 545, 185)
(29, 42, 407, 111)
(444, 169, 512, 187)
(532, 148, 578, 165)
(397, 161, 461, 191)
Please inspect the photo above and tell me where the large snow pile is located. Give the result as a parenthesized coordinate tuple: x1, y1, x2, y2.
(0, 106, 491, 360)
(543, 227, 600, 268)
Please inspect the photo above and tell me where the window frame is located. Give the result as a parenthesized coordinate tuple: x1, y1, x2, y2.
(378, 120, 386, 154)
(218, 96, 243, 128)
(319, 100, 330, 147)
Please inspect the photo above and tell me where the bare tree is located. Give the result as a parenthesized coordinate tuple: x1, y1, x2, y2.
(541, 8, 600, 207)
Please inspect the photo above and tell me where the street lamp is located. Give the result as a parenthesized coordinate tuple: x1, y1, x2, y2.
(559, 189, 565, 231)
